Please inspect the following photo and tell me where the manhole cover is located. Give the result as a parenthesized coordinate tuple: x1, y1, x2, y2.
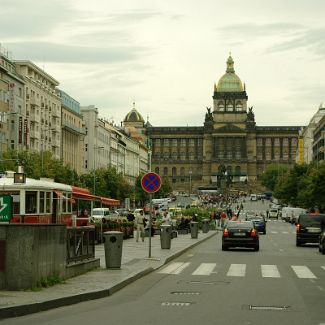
(249, 305, 290, 311)
(171, 291, 200, 295)
(161, 302, 192, 307)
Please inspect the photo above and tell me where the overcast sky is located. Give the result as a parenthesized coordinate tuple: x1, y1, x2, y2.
(1, 0, 325, 127)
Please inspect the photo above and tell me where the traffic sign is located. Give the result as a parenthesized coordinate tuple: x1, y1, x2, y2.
(0, 195, 13, 222)
(141, 172, 161, 193)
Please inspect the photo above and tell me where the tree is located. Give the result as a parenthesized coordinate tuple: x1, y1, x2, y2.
(261, 163, 290, 191)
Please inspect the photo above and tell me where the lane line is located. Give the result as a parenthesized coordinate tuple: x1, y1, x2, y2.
(227, 264, 246, 277)
(192, 263, 216, 276)
(158, 262, 190, 274)
(321, 266, 325, 271)
(271, 231, 278, 234)
(291, 266, 317, 279)
(261, 265, 281, 278)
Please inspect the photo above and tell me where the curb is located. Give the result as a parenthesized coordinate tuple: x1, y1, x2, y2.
(0, 230, 218, 319)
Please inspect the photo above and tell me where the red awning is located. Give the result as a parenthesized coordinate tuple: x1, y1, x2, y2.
(72, 186, 120, 206)
(100, 197, 120, 206)
(72, 186, 100, 202)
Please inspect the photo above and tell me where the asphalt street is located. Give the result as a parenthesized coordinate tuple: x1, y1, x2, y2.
(4, 200, 324, 325)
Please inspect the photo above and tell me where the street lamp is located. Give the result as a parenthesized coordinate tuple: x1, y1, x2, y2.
(189, 170, 192, 196)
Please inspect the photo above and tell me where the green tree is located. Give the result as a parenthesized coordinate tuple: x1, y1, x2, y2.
(261, 163, 289, 191)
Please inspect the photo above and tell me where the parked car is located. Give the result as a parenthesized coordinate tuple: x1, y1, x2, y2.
(222, 220, 259, 251)
(296, 214, 325, 246)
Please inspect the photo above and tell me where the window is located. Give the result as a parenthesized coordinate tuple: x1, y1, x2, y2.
(40, 191, 45, 213)
(163, 167, 168, 176)
(46, 192, 51, 213)
(25, 191, 37, 214)
(155, 167, 160, 174)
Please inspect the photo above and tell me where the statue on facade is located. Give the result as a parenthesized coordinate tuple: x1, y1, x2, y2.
(247, 106, 255, 121)
(205, 106, 213, 121)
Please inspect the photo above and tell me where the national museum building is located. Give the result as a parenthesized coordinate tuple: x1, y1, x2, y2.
(124, 55, 300, 190)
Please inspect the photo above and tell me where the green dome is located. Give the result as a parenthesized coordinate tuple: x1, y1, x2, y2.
(216, 55, 244, 92)
(124, 103, 144, 123)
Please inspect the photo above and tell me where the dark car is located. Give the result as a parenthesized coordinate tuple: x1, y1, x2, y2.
(222, 220, 259, 251)
(319, 229, 325, 255)
(296, 214, 325, 246)
(248, 216, 266, 234)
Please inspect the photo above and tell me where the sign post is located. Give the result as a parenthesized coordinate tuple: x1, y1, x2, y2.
(0, 195, 13, 223)
(141, 172, 161, 258)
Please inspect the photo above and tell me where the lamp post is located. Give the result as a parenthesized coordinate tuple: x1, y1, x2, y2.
(189, 170, 192, 197)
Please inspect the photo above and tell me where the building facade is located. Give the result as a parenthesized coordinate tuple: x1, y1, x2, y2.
(60, 90, 85, 174)
(0, 49, 25, 155)
(126, 55, 300, 190)
(14, 60, 62, 160)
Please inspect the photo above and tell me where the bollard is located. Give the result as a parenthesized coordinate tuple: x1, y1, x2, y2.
(103, 231, 123, 269)
(202, 219, 209, 233)
(160, 224, 172, 249)
(190, 221, 199, 238)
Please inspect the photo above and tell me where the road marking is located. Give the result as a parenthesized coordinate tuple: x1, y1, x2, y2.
(158, 262, 190, 274)
(227, 264, 246, 277)
(291, 266, 317, 279)
(271, 231, 278, 234)
(192, 263, 216, 276)
(282, 231, 289, 234)
(261, 265, 281, 278)
(322, 266, 325, 271)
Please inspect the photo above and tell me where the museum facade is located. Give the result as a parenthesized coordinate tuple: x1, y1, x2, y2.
(124, 55, 300, 190)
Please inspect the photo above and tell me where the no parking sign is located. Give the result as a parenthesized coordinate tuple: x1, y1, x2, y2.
(141, 172, 161, 193)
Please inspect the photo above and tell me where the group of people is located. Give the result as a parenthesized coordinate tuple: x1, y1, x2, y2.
(134, 210, 173, 242)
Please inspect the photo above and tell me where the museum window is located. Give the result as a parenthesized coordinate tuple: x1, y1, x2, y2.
(155, 167, 159, 174)
(172, 167, 177, 177)
(163, 167, 168, 176)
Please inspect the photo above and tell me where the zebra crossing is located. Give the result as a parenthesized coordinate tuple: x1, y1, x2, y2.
(158, 262, 325, 279)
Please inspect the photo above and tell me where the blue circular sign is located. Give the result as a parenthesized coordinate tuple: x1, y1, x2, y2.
(141, 172, 161, 193)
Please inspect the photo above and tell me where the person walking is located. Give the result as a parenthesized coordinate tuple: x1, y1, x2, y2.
(220, 210, 227, 229)
(215, 211, 221, 228)
(162, 211, 172, 225)
(135, 210, 146, 242)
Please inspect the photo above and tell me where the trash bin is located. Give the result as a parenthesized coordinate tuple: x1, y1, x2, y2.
(190, 221, 199, 238)
(202, 219, 209, 233)
(160, 224, 172, 249)
(103, 231, 123, 269)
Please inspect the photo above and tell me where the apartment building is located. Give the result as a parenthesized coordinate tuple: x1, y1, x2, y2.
(14, 60, 61, 159)
(0, 48, 25, 154)
(60, 90, 85, 174)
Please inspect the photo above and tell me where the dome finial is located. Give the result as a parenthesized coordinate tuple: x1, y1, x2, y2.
(133, 101, 135, 109)
(226, 53, 235, 73)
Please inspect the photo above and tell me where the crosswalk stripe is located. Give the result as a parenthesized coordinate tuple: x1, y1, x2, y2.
(271, 231, 278, 234)
(158, 262, 190, 274)
(261, 265, 281, 278)
(291, 266, 317, 279)
(282, 231, 289, 234)
(227, 264, 246, 277)
(322, 266, 325, 271)
(192, 263, 216, 276)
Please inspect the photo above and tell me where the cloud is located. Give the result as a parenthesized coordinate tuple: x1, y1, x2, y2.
(268, 28, 325, 56)
(0, 0, 78, 38)
(5, 41, 148, 64)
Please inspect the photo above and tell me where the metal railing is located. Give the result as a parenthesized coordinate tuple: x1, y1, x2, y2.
(66, 226, 95, 264)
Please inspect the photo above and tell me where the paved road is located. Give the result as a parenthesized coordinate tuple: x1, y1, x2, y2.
(5, 217, 324, 325)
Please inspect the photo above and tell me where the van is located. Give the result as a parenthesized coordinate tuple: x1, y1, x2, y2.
(281, 207, 306, 223)
(91, 208, 119, 221)
(250, 194, 257, 201)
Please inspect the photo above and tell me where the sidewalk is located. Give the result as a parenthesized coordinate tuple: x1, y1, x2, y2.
(0, 230, 218, 319)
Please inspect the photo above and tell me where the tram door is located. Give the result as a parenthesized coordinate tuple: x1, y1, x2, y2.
(52, 192, 59, 223)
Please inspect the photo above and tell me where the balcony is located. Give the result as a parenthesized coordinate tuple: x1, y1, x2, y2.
(51, 108, 61, 118)
(29, 97, 39, 107)
(29, 129, 40, 139)
(51, 137, 61, 148)
(62, 120, 85, 135)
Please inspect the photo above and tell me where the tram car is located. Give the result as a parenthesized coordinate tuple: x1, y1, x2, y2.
(0, 171, 74, 225)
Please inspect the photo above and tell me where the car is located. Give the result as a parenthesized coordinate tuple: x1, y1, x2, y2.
(319, 228, 325, 255)
(250, 194, 257, 201)
(268, 208, 279, 219)
(222, 220, 259, 251)
(296, 214, 325, 246)
(247, 216, 266, 234)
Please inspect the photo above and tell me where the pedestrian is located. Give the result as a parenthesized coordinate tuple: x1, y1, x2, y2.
(162, 211, 172, 225)
(220, 210, 227, 229)
(266, 209, 269, 219)
(192, 213, 198, 222)
(215, 211, 221, 228)
(135, 209, 146, 242)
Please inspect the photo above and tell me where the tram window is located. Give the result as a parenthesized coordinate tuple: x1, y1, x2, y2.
(40, 192, 45, 213)
(46, 192, 51, 213)
(25, 191, 37, 214)
(62, 193, 67, 212)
